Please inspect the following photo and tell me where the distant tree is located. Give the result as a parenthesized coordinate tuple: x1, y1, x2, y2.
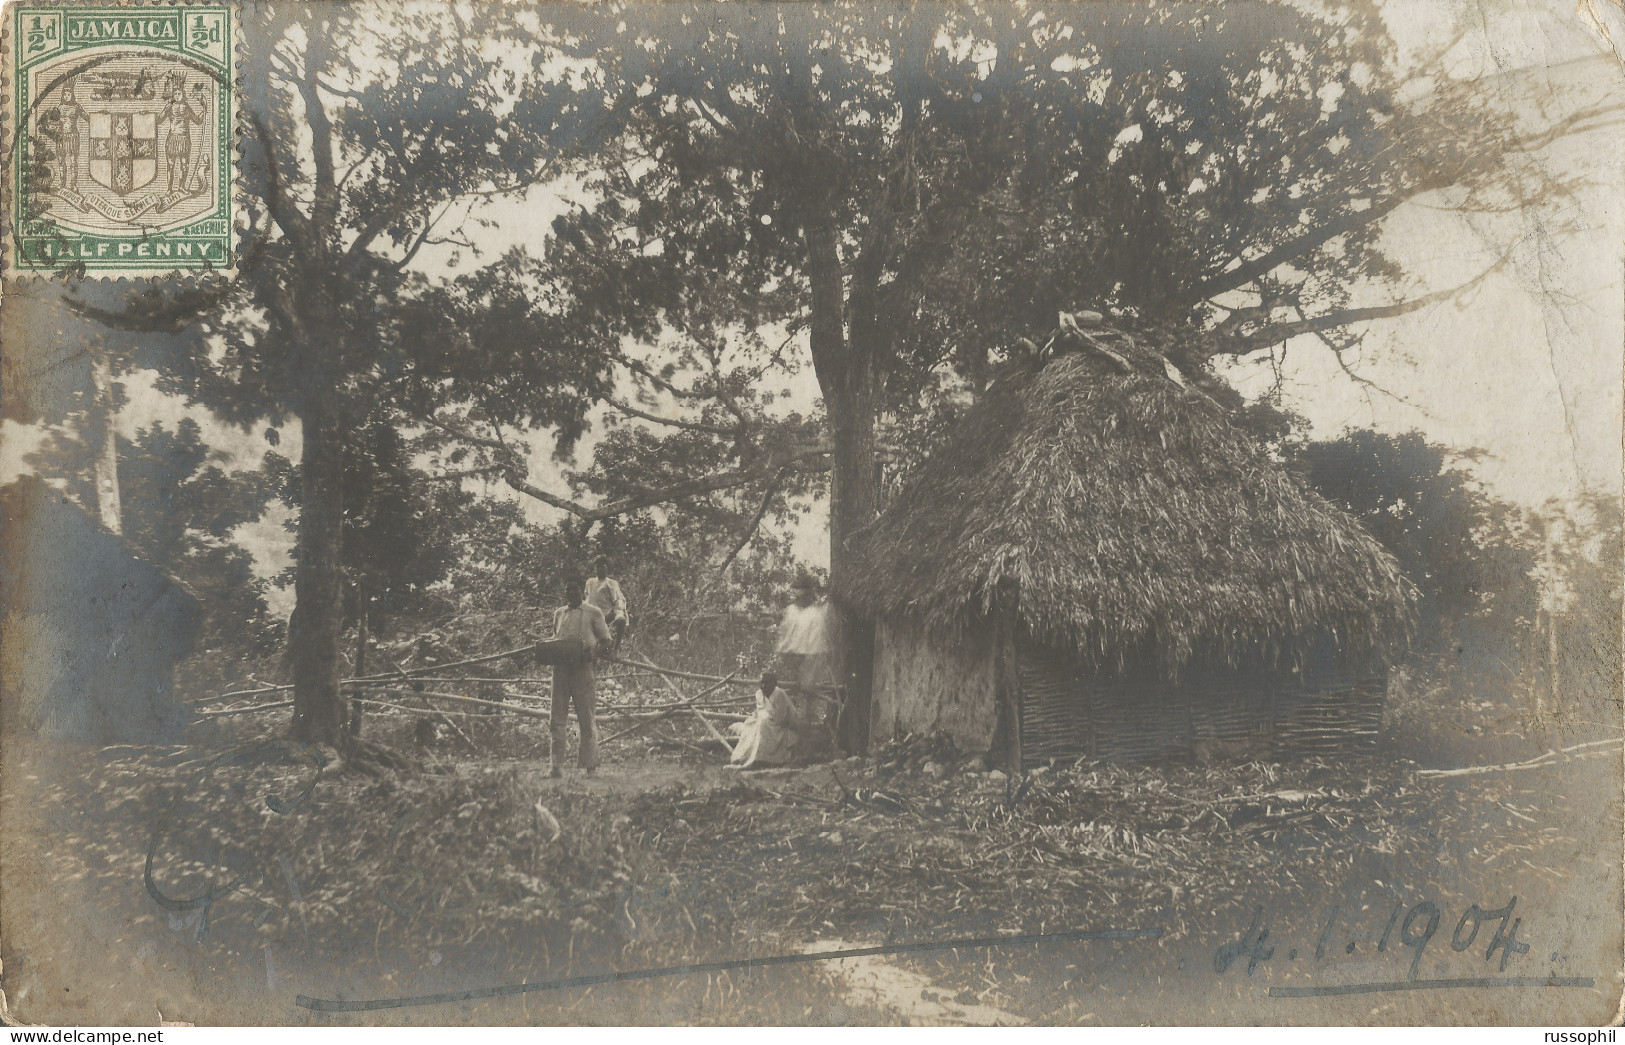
(1, 298, 141, 533)
(1529, 491, 1622, 731)
(120, 422, 284, 687)
(1288, 429, 1539, 691)
(570, 403, 825, 569)
(1554, 490, 1624, 651)
(260, 413, 472, 674)
(573, 423, 815, 649)
(25, 418, 282, 688)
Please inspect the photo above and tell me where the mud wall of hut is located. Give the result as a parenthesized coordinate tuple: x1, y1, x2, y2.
(871, 617, 1002, 754)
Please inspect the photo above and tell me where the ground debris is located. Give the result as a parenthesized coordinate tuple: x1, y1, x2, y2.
(14, 729, 1614, 1027)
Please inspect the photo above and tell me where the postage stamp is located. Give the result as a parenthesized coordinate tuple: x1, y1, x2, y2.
(3, 3, 236, 277)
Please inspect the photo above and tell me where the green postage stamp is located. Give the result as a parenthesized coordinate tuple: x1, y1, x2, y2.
(4, 2, 237, 277)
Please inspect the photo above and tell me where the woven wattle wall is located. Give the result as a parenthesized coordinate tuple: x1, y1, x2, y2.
(1016, 641, 1386, 768)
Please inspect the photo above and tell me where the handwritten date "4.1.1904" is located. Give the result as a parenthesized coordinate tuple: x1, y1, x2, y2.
(1215, 897, 1531, 981)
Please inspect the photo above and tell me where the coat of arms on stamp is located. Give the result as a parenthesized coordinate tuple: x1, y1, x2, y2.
(5, 4, 237, 277)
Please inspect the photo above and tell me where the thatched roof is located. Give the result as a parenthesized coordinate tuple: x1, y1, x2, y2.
(843, 350, 1414, 673)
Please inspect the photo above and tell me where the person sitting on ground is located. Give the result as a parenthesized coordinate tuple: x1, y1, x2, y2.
(585, 555, 629, 654)
(728, 671, 798, 769)
(549, 573, 613, 778)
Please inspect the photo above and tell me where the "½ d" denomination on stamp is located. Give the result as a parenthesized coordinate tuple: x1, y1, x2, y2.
(4, 3, 238, 278)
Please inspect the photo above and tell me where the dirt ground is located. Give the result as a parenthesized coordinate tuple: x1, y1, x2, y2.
(2, 726, 1621, 1027)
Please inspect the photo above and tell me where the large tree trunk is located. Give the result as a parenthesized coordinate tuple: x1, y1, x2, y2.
(805, 222, 881, 753)
(826, 379, 879, 753)
(288, 384, 347, 745)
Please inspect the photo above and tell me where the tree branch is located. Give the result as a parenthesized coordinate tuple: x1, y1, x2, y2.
(315, 75, 365, 101)
(700, 339, 751, 427)
(423, 465, 508, 483)
(1237, 247, 1512, 348)
(1197, 195, 1409, 300)
(718, 463, 790, 571)
(504, 444, 830, 524)
(345, 125, 446, 261)
(393, 201, 458, 271)
(1316, 329, 1429, 415)
(65, 278, 245, 336)
(615, 355, 715, 400)
(293, 16, 341, 237)
(418, 410, 507, 451)
(246, 109, 312, 253)
(602, 394, 738, 435)
(336, 145, 376, 196)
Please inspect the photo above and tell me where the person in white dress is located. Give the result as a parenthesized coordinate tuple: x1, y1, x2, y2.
(728, 671, 798, 768)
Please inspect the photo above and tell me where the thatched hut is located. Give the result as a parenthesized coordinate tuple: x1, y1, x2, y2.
(841, 348, 1414, 769)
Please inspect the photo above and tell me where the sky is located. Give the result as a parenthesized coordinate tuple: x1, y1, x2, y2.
(1214, 0, 1625, 509)
(2, 0, 1620, 600)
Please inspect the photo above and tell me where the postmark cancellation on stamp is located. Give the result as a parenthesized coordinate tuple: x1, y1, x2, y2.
(4, 3, 237, 277)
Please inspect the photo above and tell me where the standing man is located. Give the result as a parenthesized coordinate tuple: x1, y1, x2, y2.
(776, 573, 832, 694)
(549, 574, 613, 778)
(585, 555, 629, 655)
(776, 574, 835, 757)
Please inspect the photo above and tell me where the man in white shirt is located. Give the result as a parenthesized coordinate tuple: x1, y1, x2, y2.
(585, 555, 628, 653)
(549, 574, 613, 777)
(776, 573, 832, 692)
